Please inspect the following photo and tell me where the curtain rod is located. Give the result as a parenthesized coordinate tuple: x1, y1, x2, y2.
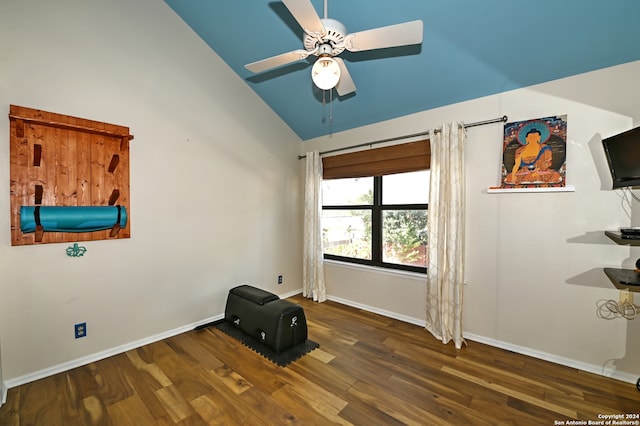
(297, 115, 508, 159)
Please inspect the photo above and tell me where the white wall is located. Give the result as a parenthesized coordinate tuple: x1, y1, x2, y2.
(0, 0, 302, 384)
(302, 61, 640, 383)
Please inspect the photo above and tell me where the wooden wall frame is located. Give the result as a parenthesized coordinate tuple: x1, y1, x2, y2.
(9, 105, 133, 246)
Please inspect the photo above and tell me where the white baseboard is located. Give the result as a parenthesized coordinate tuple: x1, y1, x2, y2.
(4, 289, 302, 390)
(279, 289, 303, 299)
(463, 332, 638, 385)
(327, 295, 427, 327)
(1, 343, 5, 406)
(1, 380, 6, 407)
(327, 295, 638, 385)
(4, 291, 637, 391)
(4, 314, 224, 390)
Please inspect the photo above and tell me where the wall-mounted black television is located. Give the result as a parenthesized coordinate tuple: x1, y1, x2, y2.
(602, 126, 640, 189)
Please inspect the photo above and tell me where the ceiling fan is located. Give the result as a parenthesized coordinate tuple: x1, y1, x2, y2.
(244, 0, 423, 96)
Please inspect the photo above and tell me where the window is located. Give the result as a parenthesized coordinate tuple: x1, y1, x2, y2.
(322, 170, 429, 273)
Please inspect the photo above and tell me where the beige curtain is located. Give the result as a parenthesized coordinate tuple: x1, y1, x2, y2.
(425, 122, 466, 349)
(303, 151, 327, 302)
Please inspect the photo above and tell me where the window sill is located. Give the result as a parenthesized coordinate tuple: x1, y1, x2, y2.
(324, 259, 427, 281)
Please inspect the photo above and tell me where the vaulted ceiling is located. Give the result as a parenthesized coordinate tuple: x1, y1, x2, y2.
(163, 0, 640, 140)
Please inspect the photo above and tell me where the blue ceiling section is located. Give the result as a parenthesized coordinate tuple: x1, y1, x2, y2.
(163, 0, 640, 140)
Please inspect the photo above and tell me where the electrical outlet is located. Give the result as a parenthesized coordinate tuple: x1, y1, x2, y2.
(75, 322, 87, 339)
(278, 275, 283, 284)
(619, 291, 634, 305)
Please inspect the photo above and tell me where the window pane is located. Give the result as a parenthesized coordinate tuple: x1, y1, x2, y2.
(322, 177, 373, 206)
(382, 210, 428, 268)
(382, 170, 430, 204)
(322, 209, 371, 260)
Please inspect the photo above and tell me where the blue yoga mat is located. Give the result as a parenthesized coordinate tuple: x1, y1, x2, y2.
(20, 206, 127, 233)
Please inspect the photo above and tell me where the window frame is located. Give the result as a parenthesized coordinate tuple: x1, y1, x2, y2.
(323, 174, 428, 274)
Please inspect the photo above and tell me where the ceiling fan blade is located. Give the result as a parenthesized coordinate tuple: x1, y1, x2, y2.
(245, 49, 311, 74)
(282, 0, 326, 38)
(344, 20, 423, 52)
(334, 58, 356, 96)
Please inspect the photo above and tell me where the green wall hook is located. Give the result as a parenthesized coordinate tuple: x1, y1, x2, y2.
(66, 243, 87, 257)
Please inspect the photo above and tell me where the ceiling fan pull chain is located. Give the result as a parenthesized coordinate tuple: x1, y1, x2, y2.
(320, 89, 328, 122)
(329, 88, 334, 124)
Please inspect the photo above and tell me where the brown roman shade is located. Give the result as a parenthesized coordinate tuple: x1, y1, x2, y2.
(322, 139, 430, 179)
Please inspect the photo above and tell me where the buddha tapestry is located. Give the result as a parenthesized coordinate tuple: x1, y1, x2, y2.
(500, 115, 567, 189)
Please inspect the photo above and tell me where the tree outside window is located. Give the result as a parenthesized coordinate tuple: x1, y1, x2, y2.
(322, 170, 429, 273)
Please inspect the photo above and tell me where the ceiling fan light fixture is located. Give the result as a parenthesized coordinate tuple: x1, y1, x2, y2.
(312, 55, 340, 90)
(245, 0, 424, 97)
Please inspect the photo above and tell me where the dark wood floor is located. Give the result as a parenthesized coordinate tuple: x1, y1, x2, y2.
(1, 294, 638, 425)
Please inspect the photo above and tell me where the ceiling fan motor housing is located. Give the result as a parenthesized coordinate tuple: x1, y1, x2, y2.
(304, 18, 346, 56)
